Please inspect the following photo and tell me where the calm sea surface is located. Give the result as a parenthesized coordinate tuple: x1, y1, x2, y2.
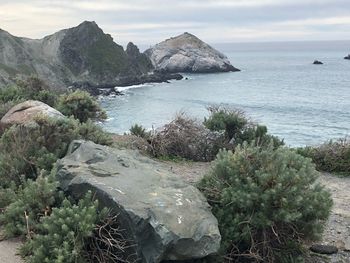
(100, 41, 350, 147)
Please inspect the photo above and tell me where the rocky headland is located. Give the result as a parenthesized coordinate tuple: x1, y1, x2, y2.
(0, 21, 182, 94)
(144, 32, 240, 73)
(0, 23, 239, 95)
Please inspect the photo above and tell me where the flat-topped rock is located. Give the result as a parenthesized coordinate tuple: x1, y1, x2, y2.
(56, 140, 221, 263)
(144, 32, 240, 73)
(0, 100, 64, 129)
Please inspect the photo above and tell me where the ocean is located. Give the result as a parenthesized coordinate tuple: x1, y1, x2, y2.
(100, 40, 350, 147)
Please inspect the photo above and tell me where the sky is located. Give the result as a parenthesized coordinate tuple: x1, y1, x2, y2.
(0, 0, 350, 47)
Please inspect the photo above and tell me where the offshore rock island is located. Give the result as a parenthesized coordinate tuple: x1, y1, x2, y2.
(145, 32, 240, 73)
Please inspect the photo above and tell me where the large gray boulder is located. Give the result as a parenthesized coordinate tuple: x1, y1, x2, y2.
(0, 100, 64, 129)
(56, 140, 221, 263)
(144, 32, 240, 73)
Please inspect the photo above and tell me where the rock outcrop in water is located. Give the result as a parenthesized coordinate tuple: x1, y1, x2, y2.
(144, 32, 240, 73)
(0, 21, 181, 93)
(56, 140, 221, 262)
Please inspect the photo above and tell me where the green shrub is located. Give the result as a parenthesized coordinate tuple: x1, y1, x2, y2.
(57, 90, 107, 123)
(20, 192, 103, 263)
(0, 182, 17, 212)
(198, 143, 332, 262)
(129, 124, 150, 139)
(0, 85, 23, 103)
(204, 106, 248, 140)
(16, 76, 59, 106)
(76, 119, 113, 146)
(0, 172, 61, 238)
(0, 116, 112, 187)
(0, 77, 60, 107)
(297, 137, 350, 175)
(204, 106, 284, 148)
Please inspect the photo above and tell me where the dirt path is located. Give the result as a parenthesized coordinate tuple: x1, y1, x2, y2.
(0, 238, 23, 263)
(307, 173, 350, 262)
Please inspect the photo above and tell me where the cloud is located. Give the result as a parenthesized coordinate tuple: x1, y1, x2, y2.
(0, 0, 349, 45)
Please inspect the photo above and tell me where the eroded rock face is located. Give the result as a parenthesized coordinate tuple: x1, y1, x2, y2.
(56, 140, 221, 263)
(0, 100, 64, 129)
(0, 22, 176, 91)
(144, 32, 240, 73)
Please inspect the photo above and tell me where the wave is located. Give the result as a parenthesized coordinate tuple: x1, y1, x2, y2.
(115, 83, 153, 92)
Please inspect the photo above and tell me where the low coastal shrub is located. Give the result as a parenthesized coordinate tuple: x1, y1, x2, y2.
(0, 116, 112, 187)
(76, 119, 113, 146)
(129, 123, 150, 139)
(204, 106, 284, 148)
(0, 77, 106, 125)
(297, 137, 350, 176)
(20, 192, 102, 263)
(16, 76, 59, 107)
(0, 172, 61, 238)
(57, 90, 107, 123)
(0, 85, 23, 104)
(0, 183, 17, 212)
(150, 113, 226, 161)
(0, 76, 60, 107)
(198, 143, 332, 262)
(204, 106, 248, 140)
(149, 108, 283, 162)
(20, 191, 135, 263)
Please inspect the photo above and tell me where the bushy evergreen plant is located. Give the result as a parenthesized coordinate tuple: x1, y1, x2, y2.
(129, 123, 150, 139)
(20, 192, 104, 263)
(0, 172, 61, 237)
(204, 106, 283, 148)
(198, 143, 332, 262)
(57, 90, 107, 123)
(0, 116, 112, 187)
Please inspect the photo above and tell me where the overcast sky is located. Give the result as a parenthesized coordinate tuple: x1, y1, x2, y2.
(1, 0, 350, 46)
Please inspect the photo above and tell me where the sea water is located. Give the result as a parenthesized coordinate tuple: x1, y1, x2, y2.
(100, 40, 350, 147)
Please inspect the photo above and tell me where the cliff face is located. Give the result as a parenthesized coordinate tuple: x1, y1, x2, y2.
(0, 21, 154, 89)
(144, 32, 240, 73)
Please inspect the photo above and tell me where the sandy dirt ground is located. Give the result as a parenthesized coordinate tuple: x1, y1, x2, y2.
(0, 237, 23, 263)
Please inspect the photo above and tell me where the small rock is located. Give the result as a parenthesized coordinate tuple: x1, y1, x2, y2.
(336, 240, 345, 249)
(344, 54, 350, 60)
(310, 244, 338, 254)
(313, 60, 323, 65)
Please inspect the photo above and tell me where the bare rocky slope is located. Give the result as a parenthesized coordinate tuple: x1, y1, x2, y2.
(144, 32, 240, 73)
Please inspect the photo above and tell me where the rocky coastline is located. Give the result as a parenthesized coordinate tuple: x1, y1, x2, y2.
(0, 22, 238, 96)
